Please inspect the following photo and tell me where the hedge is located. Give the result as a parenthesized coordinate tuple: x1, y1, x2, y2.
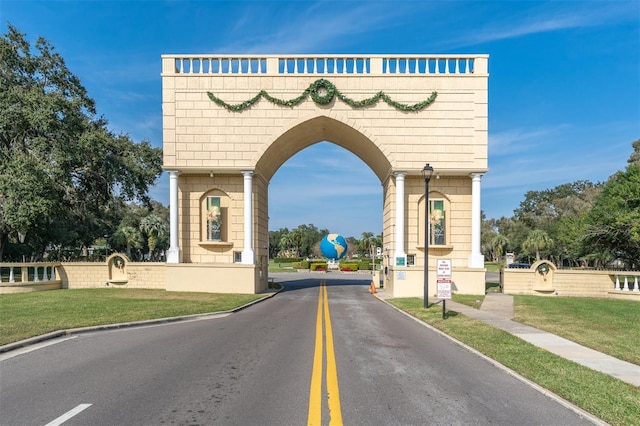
(310, 262, 328, 271)
(339, 262, 359, 271)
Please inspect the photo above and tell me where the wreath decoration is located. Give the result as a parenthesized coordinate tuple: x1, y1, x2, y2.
(537, 263, 550, 275)
(310, 79, 336, 105)
(207, 78, 437, 112)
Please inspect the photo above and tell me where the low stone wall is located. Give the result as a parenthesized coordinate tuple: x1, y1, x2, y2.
(502, 260, 640, 301)
(0, 263, 62, 293)
(58, 261, 166, 290)
(166, 263, 261, 293)
(1, 254, 266, 294)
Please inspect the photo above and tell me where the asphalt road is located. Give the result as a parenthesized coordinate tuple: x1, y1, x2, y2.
(0, 274, 593, 425)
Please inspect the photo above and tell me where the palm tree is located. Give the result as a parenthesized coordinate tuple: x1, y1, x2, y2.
(140, 214, 168, 260)
(119, 225, 143, 258)
(290, 229, 303, 257)
(279, 233, 293, 257)
(522, 229, 553, 261)
(490, 234, 509, 263)
(359, 232, 374, 257)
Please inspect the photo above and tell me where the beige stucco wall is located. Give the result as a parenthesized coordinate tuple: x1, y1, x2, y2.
(166, 263, 262, 293)
(178, 174, 245, 263)
(503, 261, 640, 301)
(162, 60, 489, 178)
(59, 262, 166, 290)
(385, 267, 485, 297)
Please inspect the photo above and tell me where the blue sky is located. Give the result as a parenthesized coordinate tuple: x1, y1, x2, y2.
(3, 1, 639, 238)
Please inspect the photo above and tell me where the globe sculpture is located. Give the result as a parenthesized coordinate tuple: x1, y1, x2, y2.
(320, 234, 348, 260)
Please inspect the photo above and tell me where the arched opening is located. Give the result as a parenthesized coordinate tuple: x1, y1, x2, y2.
(254, 115, 393, 182)
(269, 141, 382, 239)
(256, 116, 390, 263)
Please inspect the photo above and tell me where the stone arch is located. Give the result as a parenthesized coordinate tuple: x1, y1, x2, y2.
(253, 114, 393, 182)
(161, 54, 489, 296)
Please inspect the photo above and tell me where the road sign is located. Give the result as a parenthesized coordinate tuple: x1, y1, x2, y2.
(437, 280, 452, 299)
(437, 259, 452, 279)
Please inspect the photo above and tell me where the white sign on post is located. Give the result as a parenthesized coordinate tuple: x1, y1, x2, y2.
(437, 280, 452, 299)
(436, 259, 452, 300)
(437, 259, 452, 279)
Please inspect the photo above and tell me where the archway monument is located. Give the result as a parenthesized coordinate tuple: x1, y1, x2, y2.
(162, 55, 488, 297)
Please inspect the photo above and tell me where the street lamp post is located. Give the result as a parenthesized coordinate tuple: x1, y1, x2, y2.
(422, 164, 434, 309)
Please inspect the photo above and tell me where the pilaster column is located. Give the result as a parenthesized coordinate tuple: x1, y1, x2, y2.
(166, 170, 181, 263)
(393, 172, 407, 266)
(468, 173, 485, 268)
(241, 171, 255, 264)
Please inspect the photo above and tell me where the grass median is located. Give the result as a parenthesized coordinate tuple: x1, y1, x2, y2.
(0, 288, 262, 346)
(389, 297, 640, 426)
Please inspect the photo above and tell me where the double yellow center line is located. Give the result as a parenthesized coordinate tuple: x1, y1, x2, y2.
(308, 280, 343, 426)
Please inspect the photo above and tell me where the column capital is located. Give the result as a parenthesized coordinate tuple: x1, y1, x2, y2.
(241, 170, 255, 177)
(393, 171, 407, 178)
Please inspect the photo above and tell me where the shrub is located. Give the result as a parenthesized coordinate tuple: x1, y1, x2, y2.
(310, 262, 328, 271)
(358, 260, 372, 270)
(300, 260, 310, 269)
(339, 262, 359, 271)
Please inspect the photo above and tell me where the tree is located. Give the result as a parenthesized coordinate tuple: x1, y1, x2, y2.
(278, 232, 294, 258)
(490, 234, 509, 263)
(522, 229, 553, 261)
(358, 231, 374, 257)
(0, 25, 162, 260)
(628, 139, 640, 166)
(139, 214, 167, 260)
(554, 213, 591, 267)
(116, 225, 143, 259)
(268, 228, 288, 259)
(292, 224, 327, 258)
(584, 163, 640, 268)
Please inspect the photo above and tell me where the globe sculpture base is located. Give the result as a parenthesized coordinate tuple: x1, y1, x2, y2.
(327, 259, 339, 270)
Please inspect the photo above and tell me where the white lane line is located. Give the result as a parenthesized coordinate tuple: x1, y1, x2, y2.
(0, 336, 78, 361)
(44, 403, 92, 426)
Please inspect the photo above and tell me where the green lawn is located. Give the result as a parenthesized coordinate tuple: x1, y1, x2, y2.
(0, 289, 261, 346)
(389, 297, 639, 426)
(268, 259, 298, 272)
(2, 287, 638, 425)
(484, 262, 502, 272)
(514, 296, 640, 365)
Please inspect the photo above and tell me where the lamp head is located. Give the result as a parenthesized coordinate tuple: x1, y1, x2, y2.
(422, 163, 434, 181)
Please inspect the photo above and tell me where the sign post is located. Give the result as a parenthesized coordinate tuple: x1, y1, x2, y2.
(436, 259, 452, 319)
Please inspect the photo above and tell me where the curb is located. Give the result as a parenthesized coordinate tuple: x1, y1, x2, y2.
(0, 288, 282, 355)
(372, 294, 608, 426)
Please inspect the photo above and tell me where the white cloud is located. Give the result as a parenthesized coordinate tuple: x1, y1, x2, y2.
(213, 1, 419, 53)
(489, 125, 570, 156)
(443, 1, 639, 49)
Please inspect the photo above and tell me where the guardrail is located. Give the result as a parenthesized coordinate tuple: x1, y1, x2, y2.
(162, 54, 488, 76)
(0, 263, 61, 292)
(613, 274, 640, 292)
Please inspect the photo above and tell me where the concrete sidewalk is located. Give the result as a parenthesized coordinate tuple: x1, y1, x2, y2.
(445, 293, 640, 387)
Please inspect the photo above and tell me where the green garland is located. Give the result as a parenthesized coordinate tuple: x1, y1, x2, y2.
(207, 79, 437, 112)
